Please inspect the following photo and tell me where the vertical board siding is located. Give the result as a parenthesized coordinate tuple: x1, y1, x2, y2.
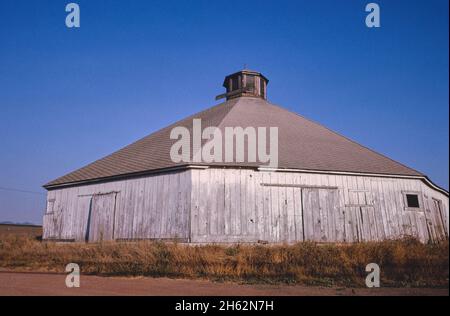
(44, 168, 448, 243)
(189, 168, 449, 243)
(43, 170, 191, 241)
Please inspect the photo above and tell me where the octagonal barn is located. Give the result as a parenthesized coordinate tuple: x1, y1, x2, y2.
(43, 70, 449, 243)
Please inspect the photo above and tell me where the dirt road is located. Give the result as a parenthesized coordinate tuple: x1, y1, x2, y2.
(0, 272, 447, 296)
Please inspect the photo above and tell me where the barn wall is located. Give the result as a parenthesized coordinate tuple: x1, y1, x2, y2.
(43, 167, 448, 243)
(43, 170, 191, 241)
(190, 168, 449, 243)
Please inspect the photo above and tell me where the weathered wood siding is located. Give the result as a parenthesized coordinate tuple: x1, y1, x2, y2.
(43, 167, 448, 243)
(190, 168, 449, 243)
(43, 170, 191, 241)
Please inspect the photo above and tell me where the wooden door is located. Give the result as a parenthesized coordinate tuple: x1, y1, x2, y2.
(431, 199, 448, 241)
(301, 188, 342, 242)
(87, 193, 117, 242)
(43, 208, 63, 240)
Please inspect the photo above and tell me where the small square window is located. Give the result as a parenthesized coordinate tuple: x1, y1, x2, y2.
(406, 194, 420, 208)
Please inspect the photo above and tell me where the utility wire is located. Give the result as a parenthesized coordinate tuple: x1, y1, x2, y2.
(0, 186, 45, 196)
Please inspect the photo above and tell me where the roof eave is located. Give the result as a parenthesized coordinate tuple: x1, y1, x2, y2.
(43, 164, 448, 197)
(43, 165, 209, 191)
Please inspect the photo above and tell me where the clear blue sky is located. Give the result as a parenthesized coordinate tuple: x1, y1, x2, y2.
(0, 0, 448, 224)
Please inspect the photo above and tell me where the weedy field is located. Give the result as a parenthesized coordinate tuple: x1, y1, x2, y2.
(0, 225, 448, 288)
(0, 224, 42, 238)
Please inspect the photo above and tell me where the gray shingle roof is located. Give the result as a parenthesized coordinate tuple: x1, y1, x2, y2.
(44, 97, 422, 188)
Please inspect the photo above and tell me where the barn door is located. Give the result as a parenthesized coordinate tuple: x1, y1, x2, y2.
(301, 188, 342, 242)
(429, 199, 448, 241)
(43, 200, 63, 240)
(87, 193, 117, 242)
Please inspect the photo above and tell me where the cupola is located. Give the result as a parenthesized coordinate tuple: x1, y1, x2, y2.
(216, 69, 269, 100)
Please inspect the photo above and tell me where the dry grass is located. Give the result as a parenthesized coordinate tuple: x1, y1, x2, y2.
(0, 224, 42, 238)
(0, 235, 447, 287)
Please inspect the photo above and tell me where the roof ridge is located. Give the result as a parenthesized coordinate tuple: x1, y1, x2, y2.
(264, 100, 424, 176)
(190, 97, 242, 158)
(44, 99, 238, 187)
(150, 98, 236, 135)
(215, 97, 246, 130)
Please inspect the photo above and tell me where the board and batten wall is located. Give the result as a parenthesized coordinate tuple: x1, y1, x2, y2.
(43, 170, 191, 242)
(43, 168, 449, 243)
(190, 168, 449, 243)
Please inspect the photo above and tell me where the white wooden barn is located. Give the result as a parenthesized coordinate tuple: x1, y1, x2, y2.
(43, 70, 449, 243)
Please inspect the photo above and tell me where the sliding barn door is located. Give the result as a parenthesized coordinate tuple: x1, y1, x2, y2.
(301, 188, 343, 242)
(427, 199, 449, 242)
(87, 193, 117, 242)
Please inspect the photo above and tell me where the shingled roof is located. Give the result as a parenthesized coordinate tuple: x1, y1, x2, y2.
(44, 96, 423, 188)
